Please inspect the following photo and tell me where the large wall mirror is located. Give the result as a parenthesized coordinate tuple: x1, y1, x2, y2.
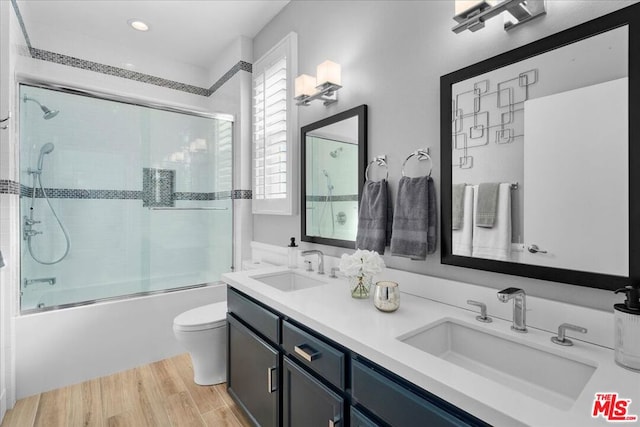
(301, 105, 367, 248)
(440, 5, 640, 291)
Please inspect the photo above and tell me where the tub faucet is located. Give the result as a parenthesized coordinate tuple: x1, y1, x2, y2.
(301, 250, 324, 275)
(497, 287, 527, 333)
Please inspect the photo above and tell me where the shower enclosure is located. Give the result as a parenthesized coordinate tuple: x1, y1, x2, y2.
(305, 136, 359, 241)
(19, 84, 233, 312)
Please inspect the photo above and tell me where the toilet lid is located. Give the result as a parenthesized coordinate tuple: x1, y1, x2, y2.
(173, 302, 227, 332)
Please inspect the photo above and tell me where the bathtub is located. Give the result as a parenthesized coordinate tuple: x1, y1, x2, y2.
(15, 282, 226, 398)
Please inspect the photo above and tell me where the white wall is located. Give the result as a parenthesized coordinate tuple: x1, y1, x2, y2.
(0, 2, 29, 418)
(251, 0, 639, 311)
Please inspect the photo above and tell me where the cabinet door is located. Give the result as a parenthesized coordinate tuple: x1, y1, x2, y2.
(283, 357, 343, 427)
(351, 407, 381, 427)
(227, 315, 279, 427)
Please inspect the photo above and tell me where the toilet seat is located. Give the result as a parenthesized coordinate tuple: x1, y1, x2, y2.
(173, 302, 227, 332)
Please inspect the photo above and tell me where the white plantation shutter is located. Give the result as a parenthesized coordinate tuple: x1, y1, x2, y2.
(252, 33, 297, 214)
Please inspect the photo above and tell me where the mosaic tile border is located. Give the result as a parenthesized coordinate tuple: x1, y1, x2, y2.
(30, 48, 213, 96)
(306, 195, 359, 202)
(10, 0, 32, 51)
(10, 1, 251, 97)
(0, 180, 21, 195)
(14, 184, 252, 200)
(231, 190, 252, 200)
(208, 61, 253, 94)
(20, 186, 143, 200)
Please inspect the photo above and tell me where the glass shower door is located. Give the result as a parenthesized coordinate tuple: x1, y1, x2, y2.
(19, 84, 233, 312)
(143, 108, 234, 292)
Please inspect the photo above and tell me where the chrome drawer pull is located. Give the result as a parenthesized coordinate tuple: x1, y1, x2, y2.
(267, 366, 277, 393)
(294, 344, 320, 362)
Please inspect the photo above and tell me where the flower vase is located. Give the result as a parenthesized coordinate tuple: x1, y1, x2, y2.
(350, 275, 373, 299)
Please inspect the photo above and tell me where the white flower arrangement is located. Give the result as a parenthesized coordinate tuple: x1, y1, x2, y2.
(339, 249, 385, 278)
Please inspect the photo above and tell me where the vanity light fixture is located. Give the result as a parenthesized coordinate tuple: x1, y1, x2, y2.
(128, 19, 150, 32)
(453, 0, 546, 33)
(294, 60, 342, 106)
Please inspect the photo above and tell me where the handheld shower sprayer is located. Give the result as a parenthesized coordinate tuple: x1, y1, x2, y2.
(23, 95, 59, 120)
(322, 169, 334, 190)
(25, 142, 70, 265)
(37, 143, 55, 171)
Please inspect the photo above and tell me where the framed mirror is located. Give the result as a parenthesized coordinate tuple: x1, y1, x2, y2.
(301, 105, 367, 248)
(440, 5, 640, 291)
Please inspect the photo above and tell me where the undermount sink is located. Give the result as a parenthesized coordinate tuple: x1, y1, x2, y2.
(397, 319, 597, 410)
(252, 270, 327, 292)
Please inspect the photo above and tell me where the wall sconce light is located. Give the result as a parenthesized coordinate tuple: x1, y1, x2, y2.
(294, 60, 342, 106)
(453, 0, 546, 33)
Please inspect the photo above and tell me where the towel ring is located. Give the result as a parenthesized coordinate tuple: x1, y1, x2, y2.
(402, 149, 432, 177)
(365, 155, 388, 181)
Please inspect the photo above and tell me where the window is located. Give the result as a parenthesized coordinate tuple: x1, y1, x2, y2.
(252, 32, 298, 215)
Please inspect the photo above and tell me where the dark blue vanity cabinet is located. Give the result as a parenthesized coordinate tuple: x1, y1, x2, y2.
(226, 286, 488, 427)
(227, 288, 281, 427)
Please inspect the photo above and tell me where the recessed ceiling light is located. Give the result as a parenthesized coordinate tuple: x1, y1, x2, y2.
(127, 19, 149, 32)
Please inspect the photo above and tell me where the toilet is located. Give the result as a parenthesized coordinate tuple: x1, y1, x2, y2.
(173, 301, 227, 386)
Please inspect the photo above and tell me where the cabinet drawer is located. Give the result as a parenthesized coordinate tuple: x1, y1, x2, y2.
(352, 359, 483, 427)
(282, 320, 345, 390)
(227, 287, 280, 345)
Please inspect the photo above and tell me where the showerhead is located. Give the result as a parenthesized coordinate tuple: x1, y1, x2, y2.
(37, 143, 55, 171)
(329, 147, 342, 158)
(23, 95, 59, 120)
(42, 106, 59, 120)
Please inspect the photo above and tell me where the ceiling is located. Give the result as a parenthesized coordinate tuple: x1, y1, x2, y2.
(17, 0, 290, 69)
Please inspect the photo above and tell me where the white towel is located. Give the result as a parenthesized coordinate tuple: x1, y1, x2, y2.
(452, 185, 473, 256)
(472, 183, 512, 261)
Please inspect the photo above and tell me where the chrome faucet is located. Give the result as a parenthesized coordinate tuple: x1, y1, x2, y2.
(551, 323, 587, 346)
(301, 250, 324, 274)
(497, 287, 527, 332)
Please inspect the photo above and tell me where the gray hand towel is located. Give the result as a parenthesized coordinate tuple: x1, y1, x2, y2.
(356, 180, 390, 254)
(452, 183, 466, 230)
(390, 176, 437, 260)
(476, 182, 500, 228)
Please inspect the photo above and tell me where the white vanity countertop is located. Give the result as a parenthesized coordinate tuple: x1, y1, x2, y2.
(223, 266, 640, 427)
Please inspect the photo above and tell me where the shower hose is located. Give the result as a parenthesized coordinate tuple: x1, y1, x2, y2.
(27, 172, 71, 265)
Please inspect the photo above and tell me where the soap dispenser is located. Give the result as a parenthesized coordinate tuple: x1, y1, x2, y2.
(287, 237, 299, 269)
(614, 285, 640, 371)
